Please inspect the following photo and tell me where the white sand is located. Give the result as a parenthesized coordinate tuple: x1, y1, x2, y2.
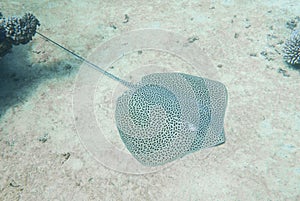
(0, 0, 299, 200)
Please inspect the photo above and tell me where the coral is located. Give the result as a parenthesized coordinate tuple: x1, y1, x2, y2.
(283, 30, 300, 66)
(4, 13, 40, 45)
(0, 13, 6, 42)
(0, 13, 39, 58)
(0, 13, 11, 57)
(0, 40, 12, 57)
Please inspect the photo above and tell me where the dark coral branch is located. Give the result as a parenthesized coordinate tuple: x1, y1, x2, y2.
(283, 30, 300, 66)
(0, 12, 40, 58)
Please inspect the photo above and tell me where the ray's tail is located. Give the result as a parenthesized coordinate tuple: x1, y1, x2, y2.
(36, 32, 135, 89)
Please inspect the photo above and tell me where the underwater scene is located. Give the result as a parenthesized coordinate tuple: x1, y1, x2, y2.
(0, 0, 299, 200)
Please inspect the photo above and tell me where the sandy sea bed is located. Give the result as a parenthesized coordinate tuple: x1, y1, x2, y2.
(0, 1, 299, 200)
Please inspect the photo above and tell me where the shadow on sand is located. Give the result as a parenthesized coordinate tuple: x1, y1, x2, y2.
(0, 43, 78, 119)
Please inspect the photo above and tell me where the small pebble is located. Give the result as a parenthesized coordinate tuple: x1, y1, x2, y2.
(188, 36, 199, 43)
(277, 68, 290, 77)
(123, 14, 129, 23)
(286, 19, 297, 30)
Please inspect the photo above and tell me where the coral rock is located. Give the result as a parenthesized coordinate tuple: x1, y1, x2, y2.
(0, 13, 39, 58)
(4, 13, 40, 45)
(283, 30, 300, 65)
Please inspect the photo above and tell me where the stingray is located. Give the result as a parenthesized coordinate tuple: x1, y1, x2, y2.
(36, 32, 228, 167)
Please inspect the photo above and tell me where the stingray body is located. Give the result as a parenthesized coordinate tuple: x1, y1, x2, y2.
(37, 32, 228, 167)
(116, 72, 227, 166)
